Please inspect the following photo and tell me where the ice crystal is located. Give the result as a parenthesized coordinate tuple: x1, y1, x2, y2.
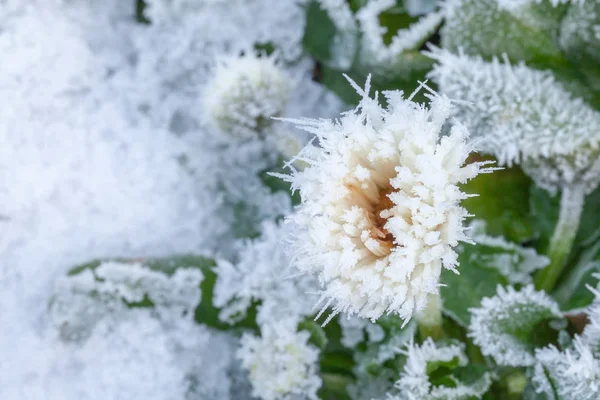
(278, 76, 492, 322)
(381, 338, 492, 400)
(238, 322, 322, 400)
(469, 285, 562, 367)
(428, 48, 600, 194)
(214, 221, 318, 326)
(534, 337, 600, 400)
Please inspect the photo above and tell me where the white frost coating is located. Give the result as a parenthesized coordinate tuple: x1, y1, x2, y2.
(214, 221, 319, 327)
(357, 0, 442, 71)
(49, 261, 203, 341)
(534, 337, 600, 400)
(238, 322, 322, 400)
(468, 221, 549, 284)
(204, 52, 292, 139)
(380, 338, 492, 400)
(315, 0, 358, 69)
(339, 315, 386, 348)
(277, 76, 492, 322)
(560, 1, 600, 62)
(497, 0, 584, 10)
(428, 48, 600, 194)
(469, 285, 562, 367)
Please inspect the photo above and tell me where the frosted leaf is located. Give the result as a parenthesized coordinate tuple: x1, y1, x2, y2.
(49, 261, 203, 341)
(204, 52, 292, 139)
(315, 0, 358, 69)
(379, 338, 492, 400)
(214, 221, 319, 327)
(427, 48, 600, 194)
(238, 321, 322, 400)
(442, 0, 564, 63)
(339, 314, 385, 348)
(356, 0, 442, 73)
(469, 285, 562, 367)
(560, 0, 600, 64)
(468, 221, 549, 284)
(279, 76, 493, 322)
(497, 0, 582, 10)
(534, 338, 600, 400)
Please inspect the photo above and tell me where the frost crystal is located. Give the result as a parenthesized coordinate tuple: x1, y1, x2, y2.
(49, 261, 203, 341)
(279, 76, 492, 322)
(469, 285, 562, 367)
(204, 52, 292, 139)
(356, 0, 442, 73)
(534, 338, 600, 400)
(381, 338, 492, 400)
(428, 48, 600, 194)
(214, 221, 318, 327)
(238, 322, 322, 400)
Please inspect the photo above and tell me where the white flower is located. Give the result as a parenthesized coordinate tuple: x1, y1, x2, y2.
(204, 52, 292, 139)
(237, 322, 322, 400)
(277, 76, 492, 322)
(534, 337, 600, 400)
(469, 285, 562, 367)
(427, 48, 600, 194)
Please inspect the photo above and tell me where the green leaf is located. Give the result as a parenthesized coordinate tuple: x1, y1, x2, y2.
(442, 0, 566, 67)
(299, 320, 329, 350)
(441, 244, 509, 328)
(302, 1, 340, 65)
(461, 160, 534, 244)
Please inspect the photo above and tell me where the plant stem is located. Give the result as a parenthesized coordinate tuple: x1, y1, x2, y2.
(417, 292, 444, 341)
(535, 184, 586, 292)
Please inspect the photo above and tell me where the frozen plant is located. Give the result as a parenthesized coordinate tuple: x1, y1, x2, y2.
(276, 75, 493, 331)
(237, 321, 322, 400)
(379, 338, 492, 399)
(204, 52, 293, 139)
(469, 285, 562, 367)
(427, 47, 600, 291)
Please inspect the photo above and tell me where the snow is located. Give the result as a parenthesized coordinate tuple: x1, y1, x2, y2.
(0, 1, 343, 399)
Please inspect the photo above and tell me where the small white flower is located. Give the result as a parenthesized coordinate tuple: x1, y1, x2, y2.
(237, 321, 322, 400)
(277, 76, 492, 322)
(204, 52, 292, 139)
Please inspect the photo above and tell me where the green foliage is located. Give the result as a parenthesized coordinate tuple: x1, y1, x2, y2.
(441, 245, 508, 328)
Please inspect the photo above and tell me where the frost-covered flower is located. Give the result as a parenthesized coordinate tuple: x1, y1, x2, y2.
(428, 48, 600, 194)
(381, 338, 492, 400)
(278, 76, 492, 322)
(237, 322, 322, 400)
(534, 337, 600, 400)
(469, 285, 562, 367)
(204, 52, 292, 139)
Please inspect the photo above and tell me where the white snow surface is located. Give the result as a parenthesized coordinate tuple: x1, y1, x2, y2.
(0, 1, 343, 399)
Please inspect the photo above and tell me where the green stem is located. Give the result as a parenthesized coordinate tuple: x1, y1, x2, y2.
(417, 292, 444, 341)
(535, 185, 585, 292)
